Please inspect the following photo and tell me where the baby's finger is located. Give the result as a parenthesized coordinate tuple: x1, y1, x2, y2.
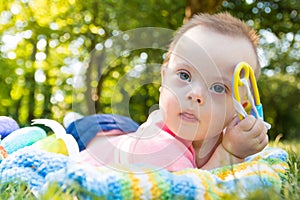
(238, 115, 256, 131)
(256, 134, 269, 151)
(227, 115, 239, 129)
(250, 119, 268, 138)
(258, 124, 268, 141)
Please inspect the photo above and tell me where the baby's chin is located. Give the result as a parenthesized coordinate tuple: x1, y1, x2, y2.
(173, 128, 204, 141)
(180, 129, 223, 142)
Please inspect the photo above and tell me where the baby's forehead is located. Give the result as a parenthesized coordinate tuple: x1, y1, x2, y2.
(170, 26, 259, 76)
(170, 32, 216, 69)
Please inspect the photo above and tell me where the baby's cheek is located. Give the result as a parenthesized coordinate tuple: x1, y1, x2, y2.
(225, 101, 237, 124)
(214, 96, 235, 126)
(207, 104, 229, 131)
(159, 89, 180, 109)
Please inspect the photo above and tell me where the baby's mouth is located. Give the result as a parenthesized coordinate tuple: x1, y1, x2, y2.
(180, 112, 199, 122)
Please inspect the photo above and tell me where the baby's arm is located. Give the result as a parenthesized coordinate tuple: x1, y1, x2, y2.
(201, 115, 268, 170)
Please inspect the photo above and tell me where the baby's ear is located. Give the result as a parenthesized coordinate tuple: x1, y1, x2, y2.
(161, 67, 166, 77)
(161, 67, 166, 82)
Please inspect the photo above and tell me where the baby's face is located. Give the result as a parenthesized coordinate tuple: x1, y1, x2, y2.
(159, 26, 258, 141)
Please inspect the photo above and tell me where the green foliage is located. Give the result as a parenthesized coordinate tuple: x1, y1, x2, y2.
(221, 0, 300, 34)
(259, 74, 300, 140)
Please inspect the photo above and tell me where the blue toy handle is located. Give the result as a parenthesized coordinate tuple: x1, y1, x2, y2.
(251, 104, 264, 120)
(252, 104, 272, 130)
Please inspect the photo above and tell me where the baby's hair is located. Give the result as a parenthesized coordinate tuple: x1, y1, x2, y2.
(163, 12, 260, 76)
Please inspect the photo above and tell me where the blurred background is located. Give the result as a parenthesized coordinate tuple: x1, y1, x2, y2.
(0, 0, 299, 141)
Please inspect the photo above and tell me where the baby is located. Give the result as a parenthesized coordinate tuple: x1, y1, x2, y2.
(77, 12, 269, 171)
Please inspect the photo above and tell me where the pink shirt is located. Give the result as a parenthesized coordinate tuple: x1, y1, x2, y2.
(79, 124, 196, 171)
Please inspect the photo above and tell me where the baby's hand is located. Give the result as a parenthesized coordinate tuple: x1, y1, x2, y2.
(222, 115, 269, 159)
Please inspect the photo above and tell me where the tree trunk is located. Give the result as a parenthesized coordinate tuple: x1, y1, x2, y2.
(27, 40, 37, 122)
(85, 49, 106, 115)
(84, 0, 101, 114)
(85, 50, 97, 115)
(184, 0, 224, 23)
(27, 73, 35, 121)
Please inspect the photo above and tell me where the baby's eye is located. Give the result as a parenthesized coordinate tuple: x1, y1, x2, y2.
(177, 70, 191, 82)
(210, 84, 226, 94)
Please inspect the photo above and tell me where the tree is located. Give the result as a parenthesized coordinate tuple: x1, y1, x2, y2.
(184, 0, 223, 22)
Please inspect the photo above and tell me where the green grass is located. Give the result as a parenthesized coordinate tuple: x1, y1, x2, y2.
(0, 182, 36, 199)
(271, 140, 300, 200)
(0, 140, 299, 200)
(221, 140, 300, 200)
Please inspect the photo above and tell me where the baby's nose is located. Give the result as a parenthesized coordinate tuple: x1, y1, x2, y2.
(187, 95, 202, 104)
(186, 86, 204, 105)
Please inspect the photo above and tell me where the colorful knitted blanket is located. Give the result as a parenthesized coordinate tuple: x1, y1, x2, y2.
(0, 146, 288, 199)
